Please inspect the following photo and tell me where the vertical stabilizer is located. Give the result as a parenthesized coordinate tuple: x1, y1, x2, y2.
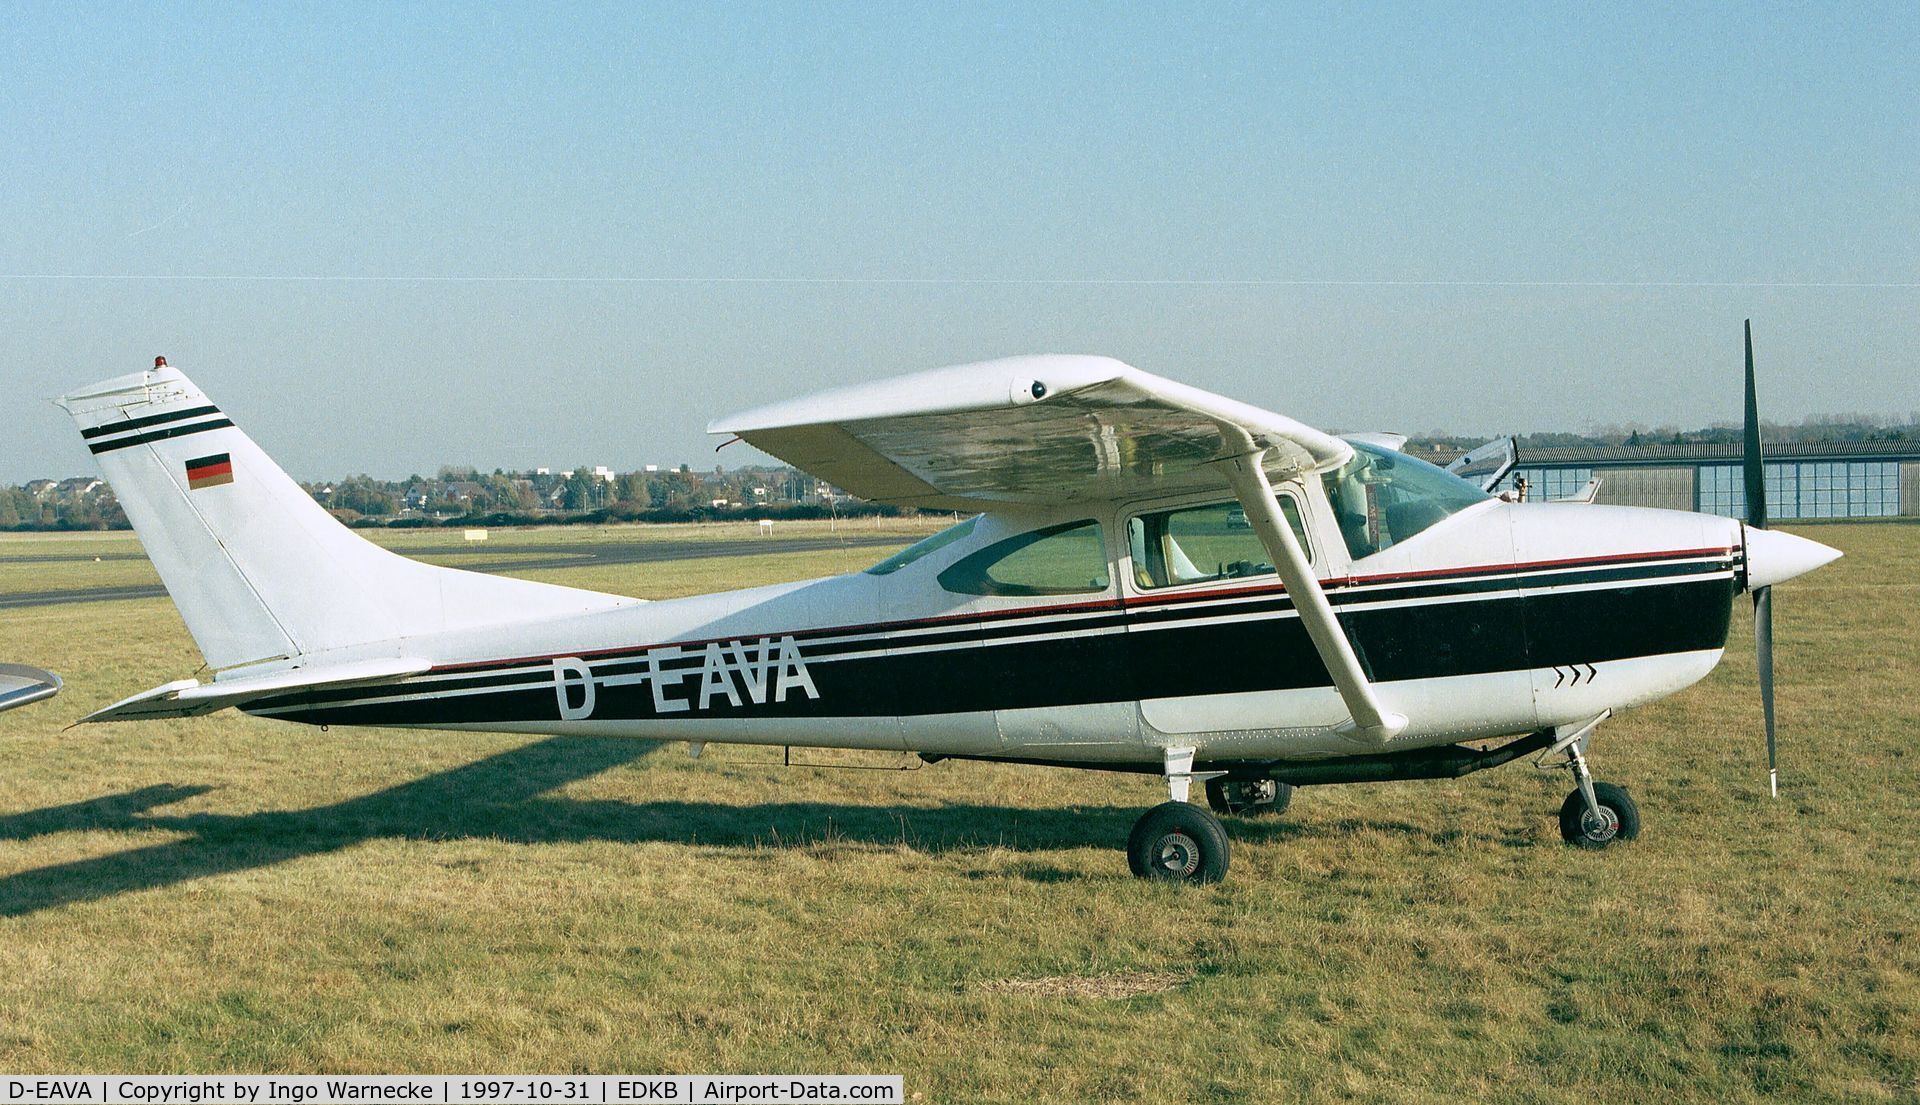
(59, 365, 633, 671)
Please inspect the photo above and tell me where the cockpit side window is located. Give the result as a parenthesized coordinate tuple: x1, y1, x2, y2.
(1127, 497, 1310, 589)
(937, 519, 1110, 596)
(1321, 441, 1489, 560)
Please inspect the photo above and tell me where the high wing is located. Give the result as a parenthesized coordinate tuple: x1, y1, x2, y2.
(713, 356, 1405, 743)
(708, 355, 1353, 510)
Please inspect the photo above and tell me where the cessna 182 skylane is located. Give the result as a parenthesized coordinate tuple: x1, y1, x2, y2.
(61, 334, 1838, 883)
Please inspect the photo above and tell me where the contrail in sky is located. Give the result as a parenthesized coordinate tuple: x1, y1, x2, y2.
(1, 274, 1916, 288)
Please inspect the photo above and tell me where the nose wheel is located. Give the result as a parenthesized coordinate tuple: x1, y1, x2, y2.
(1559, 781, 1640, 848)
(1543, 716, 1641, 849)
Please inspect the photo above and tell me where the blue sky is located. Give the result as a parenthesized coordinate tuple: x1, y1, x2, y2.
(4, 2, 1915, 482)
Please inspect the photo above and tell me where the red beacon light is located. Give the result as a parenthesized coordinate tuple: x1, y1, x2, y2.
(153, 356, 168, 369)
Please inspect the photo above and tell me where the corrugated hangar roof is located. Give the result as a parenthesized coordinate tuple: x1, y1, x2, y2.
(1413, 438, 1920, 468)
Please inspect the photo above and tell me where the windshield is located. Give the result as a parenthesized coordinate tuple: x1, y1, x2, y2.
(865, 515, 980, 575)
(1321, 441, 1489, 560)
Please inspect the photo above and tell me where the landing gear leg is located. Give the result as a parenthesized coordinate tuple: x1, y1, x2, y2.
(1543, 716, 1640, 849)
(1206, 777, 1294, 817)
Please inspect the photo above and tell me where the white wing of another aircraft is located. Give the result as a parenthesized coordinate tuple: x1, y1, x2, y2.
(709, 355, 1354, 510)
(1554, 477, 1604, 504)
(0, 664, 62, 714)
(1341, 431, 1409, 452)
(1445, 436, 1519, 492)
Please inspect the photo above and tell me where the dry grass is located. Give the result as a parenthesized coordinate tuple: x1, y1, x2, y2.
(976, 972, 1190, 999)
(0, 522, 1914, 1103)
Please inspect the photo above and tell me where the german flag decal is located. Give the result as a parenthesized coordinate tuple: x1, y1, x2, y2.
(185, 453, 234, 490)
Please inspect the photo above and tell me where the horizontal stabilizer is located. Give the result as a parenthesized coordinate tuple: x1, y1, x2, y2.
(81, 657, 432, 723)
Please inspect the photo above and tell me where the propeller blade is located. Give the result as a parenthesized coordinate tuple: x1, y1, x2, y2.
(1745, 321, 1777, 798)
(1754, 586, 1777, 798)
(1743, 319, 1768, 529)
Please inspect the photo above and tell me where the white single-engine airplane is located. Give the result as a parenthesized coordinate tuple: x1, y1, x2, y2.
(60, 329, 1838, 883)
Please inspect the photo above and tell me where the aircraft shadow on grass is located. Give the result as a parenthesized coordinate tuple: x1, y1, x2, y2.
(0, 736, 1312, 916)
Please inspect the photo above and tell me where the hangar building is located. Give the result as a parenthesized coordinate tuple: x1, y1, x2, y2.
(1489, 440, 1919, 519)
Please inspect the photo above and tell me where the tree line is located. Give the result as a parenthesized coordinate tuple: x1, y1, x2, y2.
(0, 464, 897, 532)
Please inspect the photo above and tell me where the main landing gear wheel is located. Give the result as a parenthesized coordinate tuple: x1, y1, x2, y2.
(1204, 777, 1293, 817)
(1127, 801, 1230, 884)
(1558, 782, 1640, 849)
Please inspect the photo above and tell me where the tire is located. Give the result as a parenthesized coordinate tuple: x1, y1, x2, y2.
(1204, 777, 1294, 817)
(1558, 782, 1640, 849)
(1127, 801, 1231, 884)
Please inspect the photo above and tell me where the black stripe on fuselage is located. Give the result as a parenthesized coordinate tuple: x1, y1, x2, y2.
(312, 551, 1733, 691)
(88, 418, 236, 454)
(411, 548, 1736, 680)
(246, 555, 1733, 714)
(247, 566, 1736, 728)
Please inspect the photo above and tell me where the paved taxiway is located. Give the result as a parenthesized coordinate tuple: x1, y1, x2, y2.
(0, 535, 906, 610)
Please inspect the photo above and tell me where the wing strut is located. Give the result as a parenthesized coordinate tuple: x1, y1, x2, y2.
(1215, 444, 1408, 745)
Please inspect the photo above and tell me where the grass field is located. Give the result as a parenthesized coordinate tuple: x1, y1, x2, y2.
(0, 520, 1914, 1102)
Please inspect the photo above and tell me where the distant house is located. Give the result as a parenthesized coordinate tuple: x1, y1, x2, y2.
(55, 477, 102, 499)
(24, 479, 56, 501)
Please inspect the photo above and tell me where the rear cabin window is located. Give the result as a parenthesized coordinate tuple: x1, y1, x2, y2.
(1128, 498, 1310, 589)
(865, 515, 979, 575)
(937, 519, 1110, 596)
